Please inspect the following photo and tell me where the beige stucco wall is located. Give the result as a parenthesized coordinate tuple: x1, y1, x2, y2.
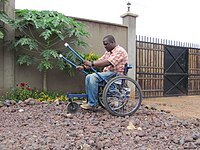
(76, 18, 128, 55)
(14, 17, 128, 93)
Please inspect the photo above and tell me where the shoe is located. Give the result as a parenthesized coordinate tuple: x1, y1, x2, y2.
(82, 99, 87, 104)
(80, 103, 97, 110)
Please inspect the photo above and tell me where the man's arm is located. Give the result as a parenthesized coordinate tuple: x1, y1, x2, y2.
(84, 59, 111, 67)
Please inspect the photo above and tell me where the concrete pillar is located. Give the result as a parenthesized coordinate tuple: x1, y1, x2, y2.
(121, 12, 138, 80)
(2, 0, 15, 91)
(0, 2, 4, 94)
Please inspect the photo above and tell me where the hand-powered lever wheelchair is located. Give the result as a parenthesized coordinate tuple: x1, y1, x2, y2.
(59, 43, 143, 117)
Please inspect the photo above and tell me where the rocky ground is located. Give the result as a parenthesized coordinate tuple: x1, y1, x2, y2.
(0, 99, 200, 150)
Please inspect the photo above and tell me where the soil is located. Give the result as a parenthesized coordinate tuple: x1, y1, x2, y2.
(0, 96, 200, 150)
(143, 95, 200, 120)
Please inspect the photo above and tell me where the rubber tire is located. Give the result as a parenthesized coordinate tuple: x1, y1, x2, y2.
(67, 102, 79, 114)
(102, 76, 142, 117)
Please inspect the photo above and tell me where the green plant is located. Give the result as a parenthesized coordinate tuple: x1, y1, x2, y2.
(0, 82, 68, 102)
(1, 82, 33, 101)
(37, 91, 67, 102)
(83, 52, 102, 72)
(9, 9, 89, 91)
(0, 0, 11, 39)
(84, 52, 100, 61)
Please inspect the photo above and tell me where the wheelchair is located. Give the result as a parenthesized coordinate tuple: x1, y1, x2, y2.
(59, 43, 143, 117)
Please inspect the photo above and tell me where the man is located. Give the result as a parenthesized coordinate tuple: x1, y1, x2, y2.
(77, 35, 128, 110)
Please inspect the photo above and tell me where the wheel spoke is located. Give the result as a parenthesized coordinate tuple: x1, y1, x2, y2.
(103, 76, 142, 116)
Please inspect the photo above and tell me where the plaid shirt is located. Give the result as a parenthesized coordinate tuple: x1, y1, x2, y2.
(99, 45, 128, 75)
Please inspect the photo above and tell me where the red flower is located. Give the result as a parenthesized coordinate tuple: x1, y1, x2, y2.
(20, 82, 25, 87)
(26, 87, 31, 91)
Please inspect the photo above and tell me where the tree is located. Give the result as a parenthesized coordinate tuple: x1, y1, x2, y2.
(0, 0, 9, 39)
(12, 9, 89, 91)
(0, 11, 13, 39)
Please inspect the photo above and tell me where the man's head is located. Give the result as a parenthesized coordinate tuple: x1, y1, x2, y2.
(103, 35, 117, 52)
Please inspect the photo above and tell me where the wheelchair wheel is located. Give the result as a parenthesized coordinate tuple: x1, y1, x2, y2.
(102, 76, 142, 117)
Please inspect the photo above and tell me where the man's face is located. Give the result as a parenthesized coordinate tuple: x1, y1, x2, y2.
(103, 39, 113, 52)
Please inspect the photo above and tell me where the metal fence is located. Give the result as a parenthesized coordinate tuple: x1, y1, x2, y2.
(136, 35, 200, 98)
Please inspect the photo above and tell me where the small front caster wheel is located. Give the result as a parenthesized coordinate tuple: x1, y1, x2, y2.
(67, 102, 79, 113)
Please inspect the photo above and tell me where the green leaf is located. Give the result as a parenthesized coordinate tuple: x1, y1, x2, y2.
(37, 60, 53, 71)
(40, 49, 59, 59)
(0, 11, 14, 25)
(57, 59, 68, 70)
(14, 37, 38, 50)
(40, 29, 52, 40)
(0, 31, 3, 39)
(17, 54, 34, 66)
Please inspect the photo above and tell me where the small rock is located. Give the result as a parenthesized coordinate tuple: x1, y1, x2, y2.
(18, 100, 26, 107)
(180, 136, 185, 145)
(137, 131, 146, 137)
(3, 100, 12, 106)
(54, 99, 60, 106)
(183, 142, 197, 149)
(0, 101, 4, 107)
(185, 136, 194, 143)
(137, 127, 142, 131)
(10, 100, 17, 105)
(192, 133, 200, 140)
(66, 113, 73, 119)
(195, 138, 200, 146)
(18, 109, 24, 112)
(24, 98, 36, 105)
(82, 143, 91, 150)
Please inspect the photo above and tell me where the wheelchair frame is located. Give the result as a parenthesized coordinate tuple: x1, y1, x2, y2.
(59, 43, 142, 116)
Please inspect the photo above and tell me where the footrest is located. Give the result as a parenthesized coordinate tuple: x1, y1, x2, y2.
(66, 93, 88, 99)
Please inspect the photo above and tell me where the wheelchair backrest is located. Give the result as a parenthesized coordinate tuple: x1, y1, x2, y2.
(123, 63, 133, 75)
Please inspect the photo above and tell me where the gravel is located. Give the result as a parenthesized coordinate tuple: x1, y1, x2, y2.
(0, 99, 200, 150)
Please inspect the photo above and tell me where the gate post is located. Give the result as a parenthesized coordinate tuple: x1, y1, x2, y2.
(1, 0, 15, 92)
(121, 11, 138, 80)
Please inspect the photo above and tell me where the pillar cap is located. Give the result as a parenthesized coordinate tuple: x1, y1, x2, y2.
(121, 12, 138, 18)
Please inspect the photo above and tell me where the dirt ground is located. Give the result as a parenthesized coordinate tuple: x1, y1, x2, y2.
(142, 95, 200, 120)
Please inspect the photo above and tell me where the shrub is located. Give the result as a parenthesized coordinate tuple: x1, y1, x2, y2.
(0, 82, 68, 102)
(36, 91, 67, 102)
(1, 82, 33, 102)
(84, 52, 100, 61)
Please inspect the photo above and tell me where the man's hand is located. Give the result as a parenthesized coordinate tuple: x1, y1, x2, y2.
(84, 60, 92, 66)
(76, 65, 84, 71)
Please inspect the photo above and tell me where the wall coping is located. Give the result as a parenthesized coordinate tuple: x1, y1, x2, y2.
(70, 16, 127, 28)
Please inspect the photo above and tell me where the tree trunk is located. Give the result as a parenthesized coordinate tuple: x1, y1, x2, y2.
(43, 70, 47, 91)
